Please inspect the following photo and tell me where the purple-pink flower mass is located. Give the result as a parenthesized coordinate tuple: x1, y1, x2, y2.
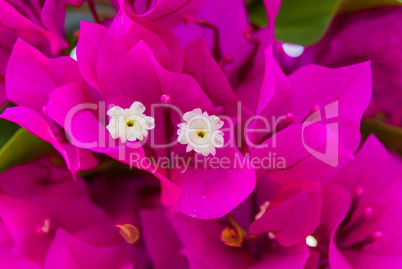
(0, 0, 401, 268)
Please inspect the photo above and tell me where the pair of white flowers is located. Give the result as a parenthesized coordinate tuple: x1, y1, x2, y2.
(106, 102, 224, 156)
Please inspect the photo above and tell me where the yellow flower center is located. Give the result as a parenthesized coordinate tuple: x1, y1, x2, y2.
(126, 120, 135, 127)
(197, 130, 206, 138)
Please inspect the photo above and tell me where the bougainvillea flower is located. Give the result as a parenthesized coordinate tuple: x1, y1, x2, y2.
(0, 156, 136, 268)
(247, 47, 371, 183)
(182, 38, 239, 115)
(233, 2, 371, 184)
(88, 169, 170, 268)
(0, 39, 97, 175)
(169, 125, 255, 218)
(2, 6, 255, 219)
(0, 0, 68, 106)
(304, 183, 351, 269)
(0, 106, 98, 174)
(305, 135, 402, 268)
(140, 208, 189, 269)
(118, 0, 256, 82)
(2, 38, 179, 203)
(74, 10, 255, 218)
(235, 0, 281, 110)
(81, 39, 254, 217)
(171, 0, 254, 80)
(65, 0, 86, 7)
(249, 178, 321, 247)
(141, 207, 309, 269)
(117, 0, 203, 24)
(329, 135, 402, 268)
(281, 7, 402, 126)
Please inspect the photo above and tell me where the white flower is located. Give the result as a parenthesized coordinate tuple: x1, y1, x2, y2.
(106, 102, 155, 143)
(177, 108, 224, 156)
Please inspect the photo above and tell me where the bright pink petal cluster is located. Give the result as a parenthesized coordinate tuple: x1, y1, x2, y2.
(0, 0, 400, 268)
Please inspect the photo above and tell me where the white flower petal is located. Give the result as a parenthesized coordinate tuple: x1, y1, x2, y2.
(183, 108, 203, 121)
(186, 144, 193, 152)
(129, 101, 146, 115)
(144, 116, 155, 130)
(209, 146, 216, 156)
(107, 106, 124, 117)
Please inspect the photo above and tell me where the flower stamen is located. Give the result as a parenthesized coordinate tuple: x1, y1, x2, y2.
(350, 231, 383, 250)
(338, 207, 373, 240)
(259, 113, 294, 144)
(116, 224, 140, 244)
(160, 94, 171, 104)
(340, 187, 364, 228)
(302, 104, 321, 122)
(254, 201, 270, 220)
(221, 214, 247, 247)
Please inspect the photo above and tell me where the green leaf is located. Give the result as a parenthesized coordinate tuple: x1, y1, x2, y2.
(0, 102, 19, 149)
(248, 0, 401, 45)
(361, 120, 402, 155)
(0, 128, 54, 173)
(63, 6, 95, 56)
(338, 0, 402, 14)
(275, 0, 341, 45)
(63, 4, 116, 56)
(247, 0, 267, 27)
(0, 120, 19, 149)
